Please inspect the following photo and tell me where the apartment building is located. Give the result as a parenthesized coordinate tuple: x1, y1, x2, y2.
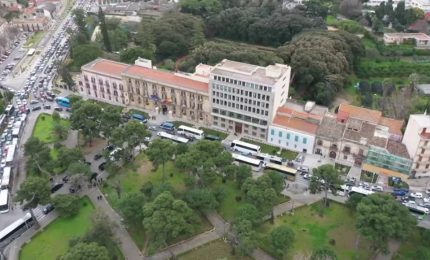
(209, 59, 291, 140)
(268, 101, 326, 154)
(78, 58, 211, 124)
(402, 114, 430, 177)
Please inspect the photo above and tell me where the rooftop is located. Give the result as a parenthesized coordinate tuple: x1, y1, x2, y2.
(82, 58, 129, 79)
(379, 117, 403, 136)
(386, 140, 410, 159)
(338, 103, 382, 124)
(417, 84, 430, 95)
(211, 59, 290, 86)
(282, 100, 327, 118)
(272, 114, 319, 135)
(410, 114, 430, 127)
(317, 116, 346, 141)
(384, 32, 430, 41)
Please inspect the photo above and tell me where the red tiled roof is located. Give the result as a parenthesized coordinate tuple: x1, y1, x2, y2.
(277, 106, 323, 121)
(273, 114, 318, 135)
(338, 103, 382, 124)
(380, 117, 403, 136)
(83, 59, 129, 78)
(123, 66, 208, 93)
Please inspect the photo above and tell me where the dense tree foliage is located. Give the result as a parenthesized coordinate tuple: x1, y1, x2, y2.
(241, 175, 279, 213)
(24, 137, 54, 175)
(184, 188, 219, 211)
(70, 101, 103, 145)
(70, 44, 103, 70)
(52, 194, 81, 217)
(120, 47, 153, 64)
(356, 193, 416, 253)
(278, 30, 364, 105)
(15, 176, 51, 205)
(61, 242, 109, 260)
(269, 226, 295, 257)
(309, 164, 343, 207)
(146, 139, 176, 180)
(118, 192, 146, 225)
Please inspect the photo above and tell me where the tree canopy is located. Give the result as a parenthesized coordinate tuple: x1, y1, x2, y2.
(61, 242, 109, 260)
(15, 176, 51, 206)
(52, 194, 81, 217)
(309, 164, 343, 207)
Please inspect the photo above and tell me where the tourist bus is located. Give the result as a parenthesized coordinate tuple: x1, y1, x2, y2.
(265, 162, 297, 179)
(0, 213, 33, 245)
(0, 189, 9, 214)
(255, 153, 283, 165)
(232, 153, 264, 171)
(1, 167, 11, 189)
(348, 186, 374, 197)
(177, 125, 204, 140)
(55, 97, 71, 108)
(131, 113, 148, 123)
(231, 140, 261, 156)
(157, 131, 189, 144)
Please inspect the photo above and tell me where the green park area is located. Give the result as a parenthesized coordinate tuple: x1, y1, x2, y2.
(257, 202, 371, 259)
(240, 138, 298, 160)
(25, 31, 45, 48)
(32, 113, 70, 143)
(178, 239, 252, 260)
(20, 198, 94, 260)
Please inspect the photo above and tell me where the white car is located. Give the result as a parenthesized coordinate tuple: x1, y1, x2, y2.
(410, 192, 424, 199)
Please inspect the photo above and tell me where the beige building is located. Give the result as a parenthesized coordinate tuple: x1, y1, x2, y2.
(209, 59, 291, 140)
(383, 33, 430, 49)
(78, 58, 211, 124)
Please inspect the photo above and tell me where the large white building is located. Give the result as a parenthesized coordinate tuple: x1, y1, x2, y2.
(209, 59, 291, 140)
(402, 114, 430, 177)
(365, 0, 430, 11)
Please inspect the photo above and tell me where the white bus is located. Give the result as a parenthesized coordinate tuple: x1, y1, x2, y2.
(157, 131, 189, 144)
(256, 153, 283, 165)
(177, 125, 204, 140)
(265, 162, 297, 179)
(0, 189, 9, 213)
(1, 167, 11, 189)
(0, 213, 33, 244)
(403, 202, 430, 215)
(232, 153, 263, 171)
(231, 140, 261, 156)
(27, 48, 35, 56)
(348, 186, 374, 197)
(5, 144, 16, 165)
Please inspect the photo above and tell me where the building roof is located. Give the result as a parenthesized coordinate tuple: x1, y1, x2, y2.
(362, 163, 408, 179)
(211, 59, 290, 86)
(338, 103, 382, 124)
(82, 58, 129, 79)
(123, 65, 209, 93)
(384, 32, 430, 41)
(277, 106, 323, 122)
(409, 114, 430, 127)
(316, 116, 345, 141)
(386, 140, 410, 159)
(417, 84, 430, 95)
(379, 117, 403, 136)
(282, 100, 327, 118)
(272, 114, 319, 135)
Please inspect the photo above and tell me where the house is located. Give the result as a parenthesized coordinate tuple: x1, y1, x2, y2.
(383, 33, 430, 49)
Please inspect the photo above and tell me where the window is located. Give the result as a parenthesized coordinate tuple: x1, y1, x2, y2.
(303, 138, 307, 144)
(279, 131, 282, 138)
(294, 136, 298, 142)
(287, 133, 290, 140)
(271, 129, 275, 135)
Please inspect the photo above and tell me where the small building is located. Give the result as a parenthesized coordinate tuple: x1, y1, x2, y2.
(383, 33, 430, 49)
(315, 115, 346, 160)
(416, 84, 430, 95)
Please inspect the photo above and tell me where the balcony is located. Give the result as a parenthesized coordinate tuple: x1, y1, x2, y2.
(329, 144, 338, 150)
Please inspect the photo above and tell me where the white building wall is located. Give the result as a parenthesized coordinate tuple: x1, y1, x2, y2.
(79, 71, 126, 106)
(402, 116, 421, 160)
(267, 125, 315, 154)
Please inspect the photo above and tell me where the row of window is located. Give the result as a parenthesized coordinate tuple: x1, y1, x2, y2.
(212, 98, 269, 116)
(212, 109, 268, 126)
(270, 129, 307, 144)
(212, 85, 271, 101)
(212, 76, 272, 92)
(212, 91, 270, 108)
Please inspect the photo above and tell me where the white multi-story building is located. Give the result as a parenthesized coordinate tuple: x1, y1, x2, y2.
(403, 114, 430, 177)
(365, 0, 430, 11)
(209, 59, 291, 140)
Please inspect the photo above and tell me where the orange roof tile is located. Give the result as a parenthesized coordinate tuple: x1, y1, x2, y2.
(380, 117, 404, 136)
(273, 114, 318, 135)
(83, 59, 129, 78)
(277, 107, 323, 121)
(123, 66, 208, 93)
(338, 103, 382, 124)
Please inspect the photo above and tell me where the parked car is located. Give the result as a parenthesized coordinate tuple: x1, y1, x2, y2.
(43, 105, 51, 109)
(51, 183, 64, 193)
(54, 107, 63, 112)
(98, 162, 107, 171)
(32, 106, 41, 111)
(410, 192, 424, 199)
(43, 204, 55, 214)
(298, 166, 309, 174)
(94, 154, 102, 160)
(62, 175, 69, 183)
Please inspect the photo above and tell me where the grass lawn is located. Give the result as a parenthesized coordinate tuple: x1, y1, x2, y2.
(240, 138, 298, 160)
(213, 180, 247, 221)
(335, 163, 351, 176)
(178, 239, 252, 260)
(20, 197, 95, 260)
(258, 202, 371, 260)
(25, 31, 45, 47)
(394, 228, 428, 259)
(32, 113, 70, 143)
(200, 127, 228, 140)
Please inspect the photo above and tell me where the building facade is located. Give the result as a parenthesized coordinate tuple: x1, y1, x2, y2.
(78, 58, 211, 124)
(365, 144, 412, 175)
(402, 114, 430, 177)
(383, 33, 430, 49)
(209, 59, 291, 140)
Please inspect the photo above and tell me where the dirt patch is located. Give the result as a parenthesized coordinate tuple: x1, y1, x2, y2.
(82, 138, 106, 155)
(136, 157, 154, 177)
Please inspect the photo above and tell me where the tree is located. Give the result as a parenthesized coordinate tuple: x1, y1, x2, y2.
(269, 226, 295, 257)
(82, 211, 115, 249)
(372, 17, 384, 34)
(356, 193, 416, 254)
(394, 1, 406, 25)
(99, 106, 121, 141)
(311, 247, 338, 260)
(304, 0, 329, 18)
(15, 176, 51, 205)
(52, 111, 61, 122)
(107, 27, 128, 52)
(146, 139, 176, 181)
(98, 7, 111, 52)
(309, 164, 342, 208)
(61, 242, 109, 260)
(120, 47, 153, 64)
(142, 191, 199, 251)
(241, 175, 278, 213)
(24, 137, 54, 175)
(72, 8, 88, 40)
(180, 0, 222, 16)
(118, 192, 146, 224)
(56, 147, 85, 170)
(70, 102, 103, 146)
(267, 171, 285, 194)
(184, 188, 218, 211)
(52, 194, 80, 217)
(345, 193, 364, 211)
(236, 203, 261, 225)
(53, 123, 68, 141)
(71, 44, 103, 69)
(339, 0, 362, 19)
(234, 218, 257, 255)
(58, 64, 75, 89)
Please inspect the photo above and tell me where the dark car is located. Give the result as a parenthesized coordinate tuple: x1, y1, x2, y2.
(54, 107, 63, 112)
(104, 144, 115, 152)
(51, 183, 64, 193)
(32, 106, 41, 111)
(43, 105, 51, 109)
(62, 175, 69, 183)
(98, 162, 107, 171)
(94, 154, 102, 160)
(43, 204, 55, 214)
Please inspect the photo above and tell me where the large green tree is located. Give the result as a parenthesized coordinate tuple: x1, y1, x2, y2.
(118, 192, 146, 225)
(311, 247, 338, 260)
(15, 176, 51, 205)
(99, 106, 122, 141)
(146, 139, 176, 181)
(269, 226, 295, 257)
(142, 191, 199, 251)
(61, 242, 109, 260)
(98, 7, 111, 52)
(309, 164, 343, 207)
(241, 175, 278, 213)
(71, 44, 103, 69)
(184, 188, 218, 211)
(70, 102, 103, 146)
(356, 193, 416, 254)
(72, 8, 88, 40)
(52, 194, 80, 217)
(24, 137, 54, 175)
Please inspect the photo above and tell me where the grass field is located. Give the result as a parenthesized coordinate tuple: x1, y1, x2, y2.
(20, 197, 95, 260)
(213, 180, 247, 221)
(258, 202, 371, 260)
(25, 31, 45, 47)
(178, 239, 252, 260)
(32, 113, 70, 143)
(200, 127, 228, 140)
(240, 138, 298, 160)
(394, 228, 429, 259)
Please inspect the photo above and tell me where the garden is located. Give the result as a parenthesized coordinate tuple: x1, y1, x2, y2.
(32, 113, 70, 143)
(20, 197, 95, 260)
(240, 138, 298, 160)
